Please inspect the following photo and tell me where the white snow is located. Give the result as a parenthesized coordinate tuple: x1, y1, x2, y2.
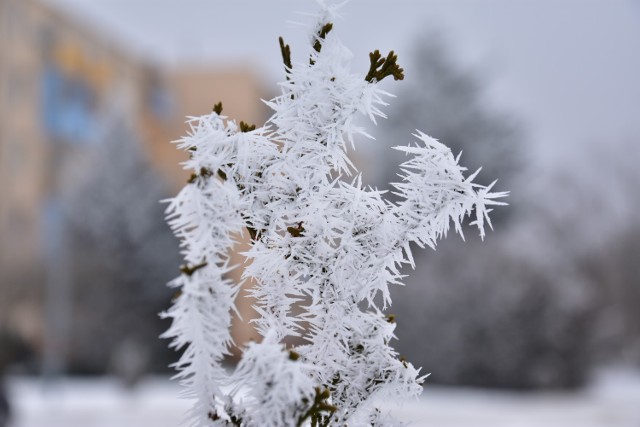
(6, 368, 640, 427)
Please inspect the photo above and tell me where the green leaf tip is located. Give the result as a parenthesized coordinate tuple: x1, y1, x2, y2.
(365, 49, 405, 83)
(240, 121, 256, 132)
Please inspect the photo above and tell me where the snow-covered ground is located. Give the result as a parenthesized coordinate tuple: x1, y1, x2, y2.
(5, 368, 640, 427)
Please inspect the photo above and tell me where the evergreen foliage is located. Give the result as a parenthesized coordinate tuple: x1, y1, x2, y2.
(163, 4, 506, 426)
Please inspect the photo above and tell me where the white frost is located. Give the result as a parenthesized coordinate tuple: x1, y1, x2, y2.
(162, 4, 507, 426)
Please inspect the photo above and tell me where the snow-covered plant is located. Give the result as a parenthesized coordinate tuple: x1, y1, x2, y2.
(162, 4, 507, 426)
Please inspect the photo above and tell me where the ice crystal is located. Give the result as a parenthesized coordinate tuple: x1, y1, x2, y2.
(162, 4, 507, 426)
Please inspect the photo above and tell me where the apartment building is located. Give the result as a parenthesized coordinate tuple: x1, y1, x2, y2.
(0, 0, 268, 353)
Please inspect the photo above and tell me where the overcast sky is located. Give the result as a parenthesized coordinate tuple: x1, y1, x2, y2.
(43, 0, 640, 166)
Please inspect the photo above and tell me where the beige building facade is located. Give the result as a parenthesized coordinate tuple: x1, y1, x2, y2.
(0, 0, 267, 351)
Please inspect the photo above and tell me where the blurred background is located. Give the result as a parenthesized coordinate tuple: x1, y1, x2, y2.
(1, 0, 639, 426)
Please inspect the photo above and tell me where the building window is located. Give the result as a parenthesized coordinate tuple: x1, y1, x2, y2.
(3, 0, 27, 40)
(38, 24, 58, 58)
(6, 68, 32, 106)
(145, 76, 173, 121)
(41, 63, 98, 144)
(3, 134, 27, 175)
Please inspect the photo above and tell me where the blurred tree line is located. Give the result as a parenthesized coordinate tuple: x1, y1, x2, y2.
(61, 122, 180, 380)
(0, 118, 179, 387)
(1, 32, 637, 391)
(373, 34, 640, 389)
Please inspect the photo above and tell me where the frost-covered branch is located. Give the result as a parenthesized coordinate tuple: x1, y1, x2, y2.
(391, 131, 508, 255)
(162, 4, 508, 426)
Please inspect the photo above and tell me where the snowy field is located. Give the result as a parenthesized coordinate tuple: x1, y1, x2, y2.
(6, 368, 640, 427)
